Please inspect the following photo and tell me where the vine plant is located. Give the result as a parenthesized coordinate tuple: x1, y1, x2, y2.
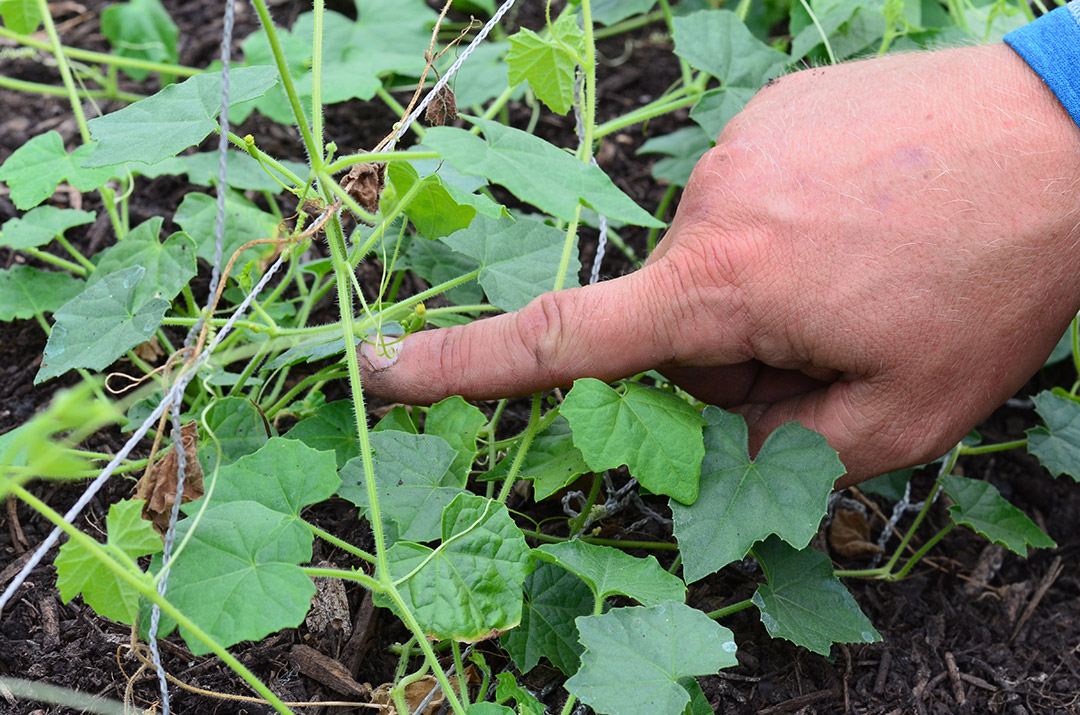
(0, 1, 1075, 714)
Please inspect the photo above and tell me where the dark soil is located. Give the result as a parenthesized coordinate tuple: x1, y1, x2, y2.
(2, 2, 1079, 714)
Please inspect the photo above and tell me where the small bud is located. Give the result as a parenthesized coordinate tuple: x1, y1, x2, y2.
(244, 134, 255, 145)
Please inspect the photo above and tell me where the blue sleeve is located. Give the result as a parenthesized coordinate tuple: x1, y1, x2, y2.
(1004, 1, 1080, 130)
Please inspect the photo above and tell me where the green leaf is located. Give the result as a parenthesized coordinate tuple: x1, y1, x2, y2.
(561, 379, 705, 504)
(565, 602, 738, 715)
(378, 493, 532, 641)
(35, 266, 169, 383)
(0, 132, 114, 209)
(55, 499, 162, 625)
(339, 431, 465, 543)
(673, 10, 787, 87)
(487, 415, 589, 501)
(444, 215, 577, 312)
(688, 86, 758, 139)
(1027, 390, 1080, 481)
(387, 162, 506, 239)
(535, 540, 685, 605)
(284, 400, 360, 469)
(341, 0, 435, 77)
(671, 407, 844, 582)
(0, 0, 41, 33)
(0, 206, 95, 249)
(207, 437, 340, 518)
(173, 189, 279, 268)
(374, 405, 420, 434)
(637, 126, 713, 188)
(941, 474, 1056, 557)
(680, 677, 712, 715)
(494, 672, 544, 715)
(424, 119, 665, 227)
(751, 536, 879, 655)
(89, 217, 196, 304)
(0, 266, 83, 320)
(143, 501, 315, 655)
(425, 396, 487, 480)
(401, 237, 483, 307)
(590, 0, 657, 26)
(789, 0, 887, 62)
(467, 705, 515, 715)
(859, 468, 914, 502)
(101, 0, 178, 81)
(85, 66, 279, 166)
(439, 40, 514, 108)
(501, 561, 591, 675)
(506, 14, 584, 114)
(198, 396, 269, 466)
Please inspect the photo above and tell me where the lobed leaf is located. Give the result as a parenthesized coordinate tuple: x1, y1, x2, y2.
(198, 396, 270, 467)
(750, 536, 879, 655)
(561, 379, 705, 504)
(941, 474, 1056, 557)
(0, 132, 114, 209)
(284, 400, 361, 468)
(534, 540, 685, 606)
(85, 66, 279, 166)
(377, 493, 532, 641)
(0, 206, 95, 249)
(444, 215, 577, 312)
(1026, 390, 1080, 481)
(339, 431, 465, 544)
(486, 415, 589, 500)
(501, 562, 592, 675)
(35, 266, 169, 383)
(55, 499, 162, 625)
(0, 266, 83, 320)
(424, 119, 665, 227)
(89, 217, 196, 304)
(506, 13, 584, 114)
(143, 501, 316, 655)
(565, 602, 738, 715)
(671, 407, 844, 582)
(425, 396, 487, 481)
(173, 189, 279, 268)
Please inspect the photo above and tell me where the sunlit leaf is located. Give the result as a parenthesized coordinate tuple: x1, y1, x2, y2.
(534, 540, 685, 605)
(0, 206, 95, 249)
(0, 132, 114, 209)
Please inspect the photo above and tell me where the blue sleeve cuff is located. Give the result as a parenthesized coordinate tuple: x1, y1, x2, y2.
(1004, 1, 1080, 131)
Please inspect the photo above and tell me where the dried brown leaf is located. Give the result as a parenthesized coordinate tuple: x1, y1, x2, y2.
(424, 85, 457, 127)
(828, 508, 883, 558)
(340, 161, 386, 217)
(133, 421, 204, 534)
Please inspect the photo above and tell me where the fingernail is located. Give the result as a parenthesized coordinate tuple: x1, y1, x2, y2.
(359, 339, 401, 370)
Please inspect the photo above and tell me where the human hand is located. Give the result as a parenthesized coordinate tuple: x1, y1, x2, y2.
(360, 44, 1080, 487)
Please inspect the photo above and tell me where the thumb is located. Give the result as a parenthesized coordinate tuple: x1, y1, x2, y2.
(358, 260, 743, 405)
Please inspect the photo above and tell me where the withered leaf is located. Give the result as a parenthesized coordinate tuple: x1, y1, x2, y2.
(340, 161, 386, 217)
(828, 508, 883, 558)
(425, 85, 458, 127)
(133, 336, 165, 363)
(134, 421, 205, 534)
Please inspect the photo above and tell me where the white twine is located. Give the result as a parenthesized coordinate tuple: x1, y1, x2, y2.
(388, 0, 519, 150)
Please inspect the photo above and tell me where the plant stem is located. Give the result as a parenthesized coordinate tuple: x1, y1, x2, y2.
(302, 566, 379, 591)
(520, 529, 679, 550)
(657, 0, 693, 88)
(307, 525, 376, 564)
(706, 598, 755, 620)
(553, 203, 583, 292)
(14, 485, 297, 715)
(311, 0, 325, 159)
(0, 25, 201, 76)
(53, 235, 95, 271)
(891, 523, 956, 580)
(960, 439, 1027, 456)
(323, 150, 440, 176)
(450, 640, 468, 706)
(594, 91, 701, 138)
(496, 393, 542, 503)
(593, 9, 666, 39)
(880, 445, 959, 574)
(21, 247, 87, 275)
(249, 0, 319, 164)
(0, 74, 143, 102)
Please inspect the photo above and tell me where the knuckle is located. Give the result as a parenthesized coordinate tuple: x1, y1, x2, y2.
(513, 291, 573, 383)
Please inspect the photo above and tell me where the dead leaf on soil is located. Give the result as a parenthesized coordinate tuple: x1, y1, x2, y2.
(340, 161, 386, 218)
(133, 421, 204, 534)
(133, 336, 165, 363)
(829, 508, 883, 558)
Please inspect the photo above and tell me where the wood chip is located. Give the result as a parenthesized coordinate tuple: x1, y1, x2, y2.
(289, 644, 370, 699)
